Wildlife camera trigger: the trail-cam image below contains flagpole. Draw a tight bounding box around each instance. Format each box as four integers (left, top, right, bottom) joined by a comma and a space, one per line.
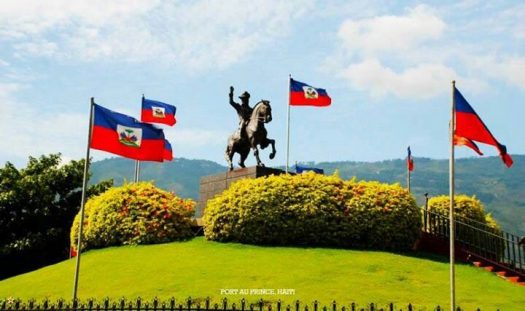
134, 94, 146, 182
134, 160, 138, 182
72, 97, 95, 301
286, 74, 291, 173
449, 80, 456, 311
136, 160, 141, 182
407, 161, 411, 193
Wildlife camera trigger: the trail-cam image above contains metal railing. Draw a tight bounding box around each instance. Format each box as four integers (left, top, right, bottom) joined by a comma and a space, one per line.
422, 206, 524, 276
0, 298, 477, 311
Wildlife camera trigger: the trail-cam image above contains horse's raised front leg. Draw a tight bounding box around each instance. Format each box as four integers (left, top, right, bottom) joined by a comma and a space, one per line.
267, 138, 276, 159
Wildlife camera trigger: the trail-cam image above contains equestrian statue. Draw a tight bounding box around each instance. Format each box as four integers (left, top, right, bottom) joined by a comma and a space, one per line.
225, 86, 276, 171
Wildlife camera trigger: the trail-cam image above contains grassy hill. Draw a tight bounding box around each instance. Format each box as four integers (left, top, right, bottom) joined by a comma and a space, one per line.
0, 238, 523, 310
90, 156, 525, 235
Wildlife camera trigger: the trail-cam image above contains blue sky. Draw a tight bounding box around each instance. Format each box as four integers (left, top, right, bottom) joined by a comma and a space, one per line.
1, 0, 524, 167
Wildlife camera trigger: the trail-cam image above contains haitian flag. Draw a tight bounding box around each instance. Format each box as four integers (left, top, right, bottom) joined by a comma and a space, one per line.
164, 139, 173, 161
141, 97, 177, 126
454, 87, 513, 167
289, 78, 331, 107
91, 104, 166, 162
407, 146, 414, 172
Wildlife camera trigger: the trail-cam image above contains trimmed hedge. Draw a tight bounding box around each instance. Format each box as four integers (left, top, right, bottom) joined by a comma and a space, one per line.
70, 182, 195, 251
203, 172, 421, 250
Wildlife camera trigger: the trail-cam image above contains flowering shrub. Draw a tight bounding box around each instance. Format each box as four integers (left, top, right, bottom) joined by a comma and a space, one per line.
427, 195, 500, 231
427, 195, 503, 258
70, 182, 195, 251
203, 172, 420, 250
345, 181, 422, 249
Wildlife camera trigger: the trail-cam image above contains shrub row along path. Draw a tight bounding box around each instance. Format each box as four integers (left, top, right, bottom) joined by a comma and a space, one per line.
1, 238, 524, 310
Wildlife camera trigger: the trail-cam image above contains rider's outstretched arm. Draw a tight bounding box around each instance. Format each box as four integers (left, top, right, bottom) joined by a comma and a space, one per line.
229, 86, 239, 108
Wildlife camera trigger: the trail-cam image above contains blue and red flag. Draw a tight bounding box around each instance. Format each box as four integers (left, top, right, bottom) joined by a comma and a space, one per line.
164, 139, 173, 161
407, 146, 414, 172
454, 87, 513, 167
141, 97, 177, 126
289, 78, 331, 107
91, 104, 166, 162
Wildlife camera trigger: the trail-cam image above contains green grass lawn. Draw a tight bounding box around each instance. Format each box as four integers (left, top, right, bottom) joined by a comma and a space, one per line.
0, 237, 523, 310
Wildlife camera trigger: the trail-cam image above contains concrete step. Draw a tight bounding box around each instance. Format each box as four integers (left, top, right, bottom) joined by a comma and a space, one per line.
472, 261, 483, 267
505, 276, 521, 283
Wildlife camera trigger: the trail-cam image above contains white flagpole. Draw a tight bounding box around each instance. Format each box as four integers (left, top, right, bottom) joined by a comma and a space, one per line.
286, 74, 291, 173
134, 160, 138, 182
72, 97, 95, 301
136, 160, 141, 182
449, 80, 456, 311
407, 159, 411, 193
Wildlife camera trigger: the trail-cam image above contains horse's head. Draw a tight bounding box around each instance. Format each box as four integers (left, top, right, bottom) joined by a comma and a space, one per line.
253, 100, 272, 123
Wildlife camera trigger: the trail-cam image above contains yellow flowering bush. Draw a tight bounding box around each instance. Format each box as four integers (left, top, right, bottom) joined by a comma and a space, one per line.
427, 195, 503, 258
70, 182, 195, 251
203, 172, 420, 250
345, 181, 422, 249
427, 195, 500, 231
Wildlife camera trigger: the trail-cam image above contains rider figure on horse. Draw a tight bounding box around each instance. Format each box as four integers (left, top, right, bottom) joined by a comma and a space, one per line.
229, 86, 253, 141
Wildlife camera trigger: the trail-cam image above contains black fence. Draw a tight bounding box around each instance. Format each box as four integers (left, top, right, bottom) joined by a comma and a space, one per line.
422, 207, 525, 276
0, 298, 481, 311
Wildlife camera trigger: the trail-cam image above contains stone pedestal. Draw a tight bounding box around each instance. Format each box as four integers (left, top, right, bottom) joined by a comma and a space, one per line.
196, 166, 287, 217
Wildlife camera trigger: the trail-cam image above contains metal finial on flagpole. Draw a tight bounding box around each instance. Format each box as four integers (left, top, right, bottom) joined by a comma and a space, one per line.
286, 74, 291, 173
449, 80, 456, 311
72, 97, 95, 301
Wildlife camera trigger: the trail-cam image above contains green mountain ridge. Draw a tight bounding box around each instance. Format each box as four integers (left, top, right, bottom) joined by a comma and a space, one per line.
90, 155, 525, 235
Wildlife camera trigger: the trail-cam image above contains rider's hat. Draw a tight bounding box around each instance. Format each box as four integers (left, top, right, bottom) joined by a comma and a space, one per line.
239, 91, 250, 100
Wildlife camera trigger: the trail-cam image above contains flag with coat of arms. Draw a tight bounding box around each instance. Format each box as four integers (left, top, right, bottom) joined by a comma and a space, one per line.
91, 104, 166, 162
289, 78, 331, 107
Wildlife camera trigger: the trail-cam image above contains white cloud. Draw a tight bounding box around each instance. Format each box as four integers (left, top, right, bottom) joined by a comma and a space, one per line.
467, 55, 525, 90
337, 5, 445, 57
0, 0, 312, 70
14, 40, 58, 57
0, 83, 88, 162
340, 59, 457, 99
493, 4, 525, 39
331, 5, 455, 100
329, 4, 518, 100
500, 57, 525, 89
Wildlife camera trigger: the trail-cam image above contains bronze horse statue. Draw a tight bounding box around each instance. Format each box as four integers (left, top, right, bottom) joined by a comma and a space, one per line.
225, 100, 276, 171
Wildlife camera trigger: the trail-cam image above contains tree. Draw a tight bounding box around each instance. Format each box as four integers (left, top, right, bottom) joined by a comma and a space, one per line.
0, 154, 112, 279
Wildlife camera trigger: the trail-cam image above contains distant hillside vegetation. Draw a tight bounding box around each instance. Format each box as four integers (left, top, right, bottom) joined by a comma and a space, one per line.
90, 156, 525, 235
90, 157, 225, 199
